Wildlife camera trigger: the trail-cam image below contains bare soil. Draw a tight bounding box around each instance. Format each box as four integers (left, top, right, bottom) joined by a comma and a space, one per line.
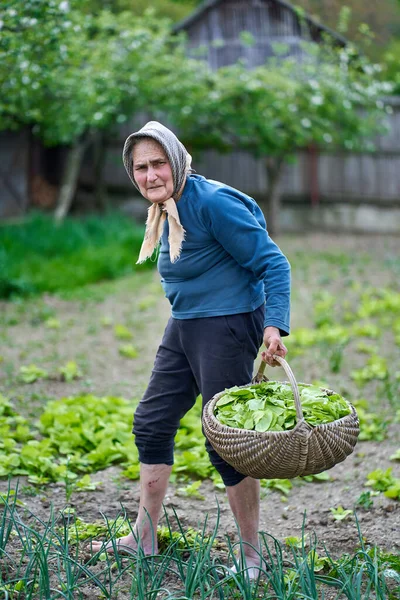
1, 233, 399, 566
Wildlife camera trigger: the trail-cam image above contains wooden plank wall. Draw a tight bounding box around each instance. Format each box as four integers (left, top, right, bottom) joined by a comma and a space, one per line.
186, 0, 305, 67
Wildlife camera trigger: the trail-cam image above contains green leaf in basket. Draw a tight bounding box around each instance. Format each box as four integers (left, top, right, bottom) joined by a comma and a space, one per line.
230, 389, 254, 397
283, 417, 295, 429
265, 403, 286, 416
255, 412, 274, 432
248, 398, 264, 411
253, 410, 267, 424
213, 380, 351, 432
215, 394, 236, 407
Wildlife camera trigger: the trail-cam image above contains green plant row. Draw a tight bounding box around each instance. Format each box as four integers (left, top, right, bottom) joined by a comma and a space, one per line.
0, 487, 399, 599
1, 392, 398, 505
0, 393, 217, 488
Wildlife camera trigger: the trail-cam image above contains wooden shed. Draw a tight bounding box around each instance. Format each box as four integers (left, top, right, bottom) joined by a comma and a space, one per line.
173, 0, 347, 68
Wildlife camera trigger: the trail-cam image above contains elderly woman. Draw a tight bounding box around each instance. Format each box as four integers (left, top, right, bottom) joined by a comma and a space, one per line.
91, 121, 291, 576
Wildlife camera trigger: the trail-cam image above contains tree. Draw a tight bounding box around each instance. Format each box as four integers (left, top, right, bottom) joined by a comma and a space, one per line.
382, 39, 400, 94
81, 0, 198, 22
170, 43, 392, 234
295, 0, 400, 58
0, 0, 211, 219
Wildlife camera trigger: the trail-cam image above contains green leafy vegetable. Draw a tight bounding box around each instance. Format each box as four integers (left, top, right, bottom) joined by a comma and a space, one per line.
330, 506, 353, 521
19, 364, 48, 383
214, 382, 351, 432
58, 361, 82, 382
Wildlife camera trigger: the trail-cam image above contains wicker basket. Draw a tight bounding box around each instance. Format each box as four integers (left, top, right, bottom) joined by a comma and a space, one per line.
202, 356, 360, 479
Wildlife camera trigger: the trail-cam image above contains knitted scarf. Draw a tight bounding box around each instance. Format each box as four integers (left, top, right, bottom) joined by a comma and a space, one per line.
122, 121, 191, 264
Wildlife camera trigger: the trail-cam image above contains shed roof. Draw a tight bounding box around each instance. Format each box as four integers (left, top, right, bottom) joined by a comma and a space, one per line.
174, 0, 347, 46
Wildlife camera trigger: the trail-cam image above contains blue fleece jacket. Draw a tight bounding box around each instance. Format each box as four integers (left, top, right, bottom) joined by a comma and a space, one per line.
157, 174, 291, 335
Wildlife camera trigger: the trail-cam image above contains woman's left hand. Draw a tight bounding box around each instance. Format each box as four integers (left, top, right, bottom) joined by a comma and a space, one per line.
262, 326, 288, 367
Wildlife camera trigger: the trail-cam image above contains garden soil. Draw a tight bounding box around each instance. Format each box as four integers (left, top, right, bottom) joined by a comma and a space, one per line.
1, 233, 399, 569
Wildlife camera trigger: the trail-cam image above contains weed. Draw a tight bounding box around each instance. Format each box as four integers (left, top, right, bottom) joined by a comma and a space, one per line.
366, 468, 400, 500
330, 506, 353, 521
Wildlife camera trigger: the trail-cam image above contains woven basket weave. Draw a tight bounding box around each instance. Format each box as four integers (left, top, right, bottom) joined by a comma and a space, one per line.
202, 356, 360, 479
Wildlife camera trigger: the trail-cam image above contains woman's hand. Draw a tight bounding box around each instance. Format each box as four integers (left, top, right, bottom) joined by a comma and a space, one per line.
261, 326, 288, 366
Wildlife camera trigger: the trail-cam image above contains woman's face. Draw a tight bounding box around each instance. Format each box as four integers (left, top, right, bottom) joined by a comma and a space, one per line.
132, 139, 174, 204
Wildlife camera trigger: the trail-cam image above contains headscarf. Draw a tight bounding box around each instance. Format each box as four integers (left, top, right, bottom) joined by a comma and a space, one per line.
122, 121, 192, 263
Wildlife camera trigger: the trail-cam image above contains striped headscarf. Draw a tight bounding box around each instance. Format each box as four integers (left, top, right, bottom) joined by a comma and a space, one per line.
122, 121, 192, 264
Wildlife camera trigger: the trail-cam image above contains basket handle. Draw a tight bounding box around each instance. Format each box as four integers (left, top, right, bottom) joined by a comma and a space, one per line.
254, 355, 304, 422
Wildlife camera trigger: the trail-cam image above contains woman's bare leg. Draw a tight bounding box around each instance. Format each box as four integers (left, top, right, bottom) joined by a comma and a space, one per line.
225, 477, 261, 571
90, 463, 172, 555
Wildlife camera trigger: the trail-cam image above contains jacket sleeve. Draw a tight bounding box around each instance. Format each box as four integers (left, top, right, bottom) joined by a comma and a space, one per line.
201, 187, 291, 335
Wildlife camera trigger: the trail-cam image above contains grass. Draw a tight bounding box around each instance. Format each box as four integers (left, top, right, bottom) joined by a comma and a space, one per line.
0, 485, 398, 599
0, 212, 153, 299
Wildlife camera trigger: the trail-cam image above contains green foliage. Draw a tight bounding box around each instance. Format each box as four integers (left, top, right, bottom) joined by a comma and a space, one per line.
300, 471, 332, 483
262, 478, 293, 495
353, 399, 388, 441
0, 394, 137, 482
0, 0, 74, 133
382, 39, 400, 94
351, 356, 389, 386
118, 344, 138, 359
330, 505, 353, 521
215, 382, 351, 431
114, 324, 133, 340
284, 535, 307, 549
0, 1, 211, 147
19, 364, 48, 383
58, 360, 82, 382
66, 515, 130, 544
0, 488, 24, 506
176, 42, 392, 161
158, 525, 214, 552
44, 317, 61, 329
355, 490, 379, 509
0, 394, 215, 485
83, 0, 197, 22
0, 212, 151, 299
390, 449, 400, 461
366, 468, 400, 500
177, 479, 205, 500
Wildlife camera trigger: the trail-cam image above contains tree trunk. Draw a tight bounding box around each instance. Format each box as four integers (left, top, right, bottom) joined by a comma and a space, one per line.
54, 138, 88, 223
265, 157, 284, 236
93, 131, 109, 211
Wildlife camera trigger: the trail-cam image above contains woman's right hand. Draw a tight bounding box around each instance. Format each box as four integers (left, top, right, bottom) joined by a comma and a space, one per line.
262, 326, 287, 366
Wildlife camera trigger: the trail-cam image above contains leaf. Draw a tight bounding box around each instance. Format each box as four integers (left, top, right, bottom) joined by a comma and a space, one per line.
330, 506, 353, 521
255, 412, 273, 432
230, 389, 254, 397
114, 324, 133, 340
243, 417, 254, 430
384, 482, 400, 500
390, 449, 400, 461
19, 365, 48, 383
45, 317, 61, 329
58, 361, 82, 382
215, 394, 236, 407
118, 344, 138, 359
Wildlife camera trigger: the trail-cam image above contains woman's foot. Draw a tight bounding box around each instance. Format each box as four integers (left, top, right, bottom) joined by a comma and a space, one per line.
87, 532, 157, 556
229, 555, 264, 580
